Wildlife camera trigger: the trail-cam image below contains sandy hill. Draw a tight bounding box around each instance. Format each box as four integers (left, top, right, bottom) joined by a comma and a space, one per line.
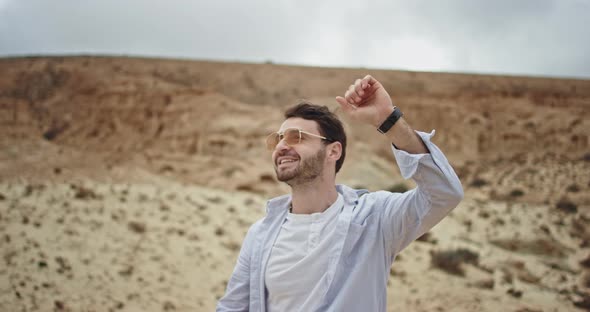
0, 56, 589, 311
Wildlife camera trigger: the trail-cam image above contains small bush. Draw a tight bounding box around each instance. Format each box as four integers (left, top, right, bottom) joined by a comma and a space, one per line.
582, 272, 590, 288
387, 183, 408, 193
507, 288, 523, 298
416, 232, 437, 244
574, 294, 590, 310
566, 184, 580, 192
71, 184, 101, 200
43, 124, 69, 141
472, 278, 494, 289
509, 189, 525, 197
490, 238, 566, 257
430, 248, 479, 276
478, 211, 491, 219
128, 221, 146, 234
469, 178, 488, 188
556, 199, 578, 214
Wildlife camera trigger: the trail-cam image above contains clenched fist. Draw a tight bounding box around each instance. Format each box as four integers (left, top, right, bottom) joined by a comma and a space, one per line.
336, 75, 396, 128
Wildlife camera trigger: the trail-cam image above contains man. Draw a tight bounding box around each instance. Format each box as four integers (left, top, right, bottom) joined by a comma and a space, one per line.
217, 75, 464, 311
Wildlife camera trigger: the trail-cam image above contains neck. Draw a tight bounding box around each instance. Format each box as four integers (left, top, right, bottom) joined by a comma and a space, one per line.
289, 175, 338, 214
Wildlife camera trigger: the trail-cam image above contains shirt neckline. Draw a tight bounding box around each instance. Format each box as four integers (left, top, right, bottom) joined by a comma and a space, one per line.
286, 194, 343, 223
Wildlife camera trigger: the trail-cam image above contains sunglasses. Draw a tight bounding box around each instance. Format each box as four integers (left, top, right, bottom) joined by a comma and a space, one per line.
266, 128, 330, 151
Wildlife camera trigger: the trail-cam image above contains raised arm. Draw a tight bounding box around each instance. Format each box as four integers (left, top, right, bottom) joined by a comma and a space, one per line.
336, 75, 463, 260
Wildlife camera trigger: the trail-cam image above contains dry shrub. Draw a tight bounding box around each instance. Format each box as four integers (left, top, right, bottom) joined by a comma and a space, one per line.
571, 216, 590, 243
71, 184, 101, 200
416, 232, 437, 244
472, 278, 494, 289
573, 293, 590, 310
504, 260, 541, 284
490, 238, 568, 258
430, 248, 479, 276
387, 183, 408, 193
507, 288, 523, 298
128, 221, 146, 234
566, 184, 580, 193
556, 199, 578, 214
509, 189, 525, 197
582, 272, 590, 289
469, 178, 488, 188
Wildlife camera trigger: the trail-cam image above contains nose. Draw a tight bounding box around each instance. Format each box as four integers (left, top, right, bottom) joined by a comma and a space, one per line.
275, 137, 291, 152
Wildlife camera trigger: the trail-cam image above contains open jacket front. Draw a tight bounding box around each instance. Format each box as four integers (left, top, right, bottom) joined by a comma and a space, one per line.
217, 130, 464, 312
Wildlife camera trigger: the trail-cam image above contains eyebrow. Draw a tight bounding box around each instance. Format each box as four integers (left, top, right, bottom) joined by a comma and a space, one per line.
278, 127, 316, 133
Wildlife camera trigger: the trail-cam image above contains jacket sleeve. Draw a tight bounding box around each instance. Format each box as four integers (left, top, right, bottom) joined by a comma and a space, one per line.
216, 221, 259, 311
375, 130, 464, 261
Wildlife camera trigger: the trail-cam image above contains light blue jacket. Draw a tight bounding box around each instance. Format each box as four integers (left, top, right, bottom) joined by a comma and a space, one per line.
217, 130, 464, 312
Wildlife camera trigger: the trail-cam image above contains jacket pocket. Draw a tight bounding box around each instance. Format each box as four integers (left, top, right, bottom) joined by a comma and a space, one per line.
341, 214, 378, 265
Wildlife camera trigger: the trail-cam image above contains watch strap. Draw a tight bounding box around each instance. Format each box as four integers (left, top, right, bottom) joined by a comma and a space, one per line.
377, 107, 403, 134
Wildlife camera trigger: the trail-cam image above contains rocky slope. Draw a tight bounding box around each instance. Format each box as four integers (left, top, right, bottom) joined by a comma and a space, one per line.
1, 56, 589, 311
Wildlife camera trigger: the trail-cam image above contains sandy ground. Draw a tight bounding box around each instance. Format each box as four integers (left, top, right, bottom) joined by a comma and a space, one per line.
1, 56, 589, 311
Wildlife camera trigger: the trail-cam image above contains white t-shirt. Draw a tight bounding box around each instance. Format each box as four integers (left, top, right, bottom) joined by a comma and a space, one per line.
265, 194, 344, 312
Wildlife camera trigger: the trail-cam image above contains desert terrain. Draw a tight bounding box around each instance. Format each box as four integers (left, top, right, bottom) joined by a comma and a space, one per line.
0, 56, 589, 311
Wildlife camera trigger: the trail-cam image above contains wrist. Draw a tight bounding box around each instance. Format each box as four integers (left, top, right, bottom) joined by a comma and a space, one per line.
372, 106, 395, 128
377, 106, 403, 134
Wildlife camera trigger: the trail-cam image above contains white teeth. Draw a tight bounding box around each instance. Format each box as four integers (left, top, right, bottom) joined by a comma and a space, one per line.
279, 159, 297, 164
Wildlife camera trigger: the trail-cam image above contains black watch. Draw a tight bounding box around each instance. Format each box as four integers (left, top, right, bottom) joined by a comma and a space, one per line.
377, 107, 403, 134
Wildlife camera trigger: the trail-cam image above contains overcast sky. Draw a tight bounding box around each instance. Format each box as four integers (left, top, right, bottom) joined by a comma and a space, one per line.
1, 0, 589, 78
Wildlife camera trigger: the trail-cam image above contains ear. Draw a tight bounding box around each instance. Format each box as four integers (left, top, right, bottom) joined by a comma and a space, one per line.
326, 141, 342, 162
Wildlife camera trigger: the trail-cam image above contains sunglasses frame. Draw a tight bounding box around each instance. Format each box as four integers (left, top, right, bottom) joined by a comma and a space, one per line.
266, 127, 329, 151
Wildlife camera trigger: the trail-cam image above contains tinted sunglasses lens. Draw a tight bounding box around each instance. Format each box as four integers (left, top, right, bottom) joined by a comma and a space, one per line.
283, 129, 301, 145
266, 133, 280, 150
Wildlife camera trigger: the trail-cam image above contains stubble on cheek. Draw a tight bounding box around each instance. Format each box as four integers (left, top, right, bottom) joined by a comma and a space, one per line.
275, 147, 325, 184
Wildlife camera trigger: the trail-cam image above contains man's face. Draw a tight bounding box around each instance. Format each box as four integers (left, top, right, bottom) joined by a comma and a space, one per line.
271, 118, 327, 186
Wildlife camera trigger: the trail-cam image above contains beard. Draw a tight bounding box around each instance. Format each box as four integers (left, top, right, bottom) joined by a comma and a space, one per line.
275, 147, 326, 185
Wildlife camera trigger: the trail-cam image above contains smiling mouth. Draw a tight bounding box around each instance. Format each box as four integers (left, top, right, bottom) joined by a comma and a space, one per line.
277, 158, 298, 167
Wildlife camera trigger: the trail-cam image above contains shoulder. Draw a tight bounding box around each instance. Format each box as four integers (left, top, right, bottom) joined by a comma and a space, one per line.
247, 218, 265, 236
353, 189, 406, 215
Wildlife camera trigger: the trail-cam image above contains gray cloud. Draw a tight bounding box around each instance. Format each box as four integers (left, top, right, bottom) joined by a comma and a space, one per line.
1, 0, 588, 78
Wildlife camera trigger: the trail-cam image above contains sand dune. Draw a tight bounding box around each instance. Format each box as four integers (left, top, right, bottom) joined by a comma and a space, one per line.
0, 56, 589, 311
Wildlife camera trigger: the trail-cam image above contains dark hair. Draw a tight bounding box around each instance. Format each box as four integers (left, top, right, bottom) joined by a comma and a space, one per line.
284, 101, 347, 173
